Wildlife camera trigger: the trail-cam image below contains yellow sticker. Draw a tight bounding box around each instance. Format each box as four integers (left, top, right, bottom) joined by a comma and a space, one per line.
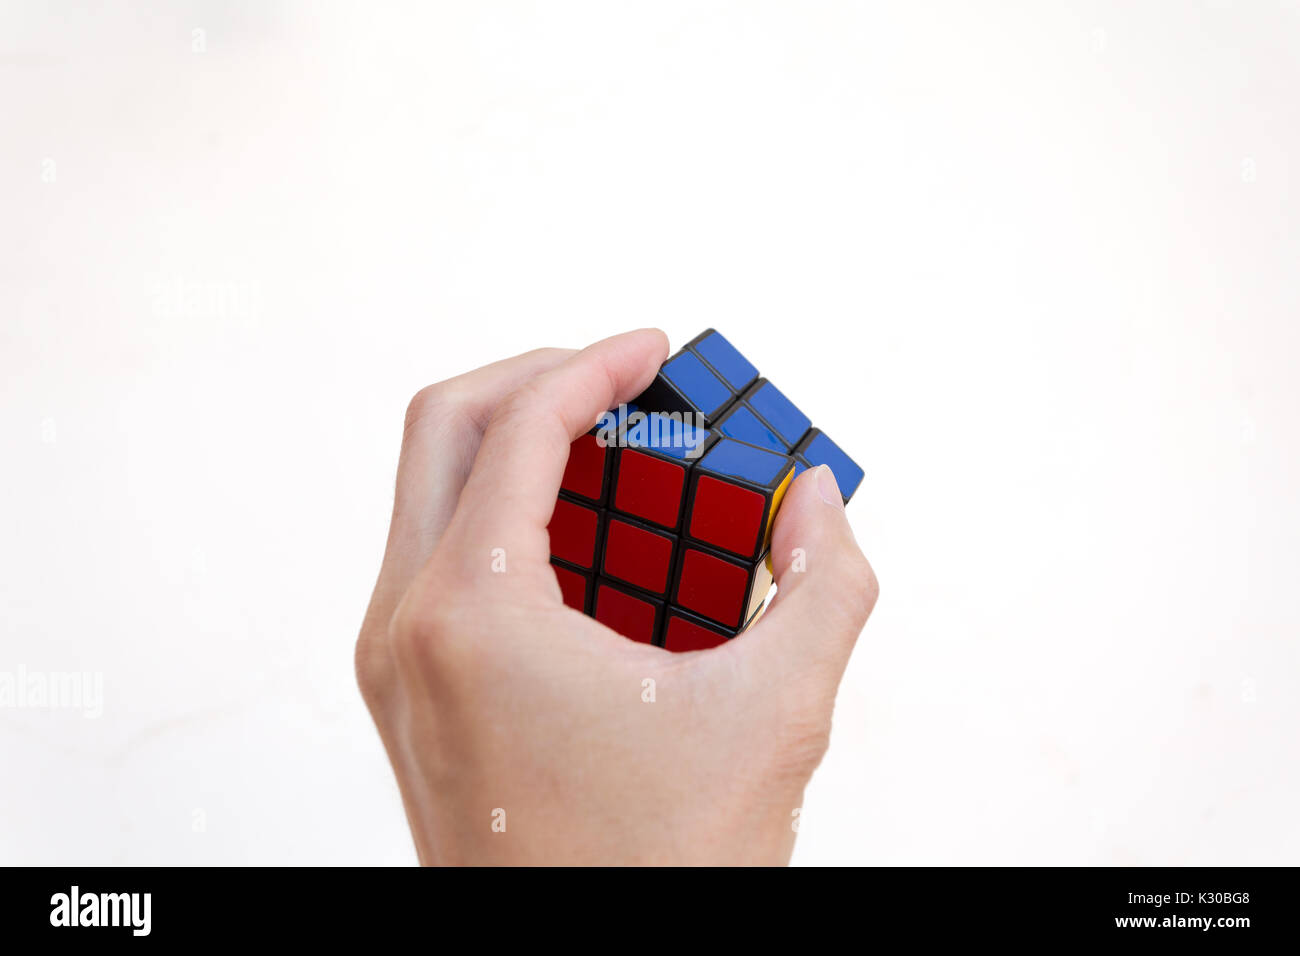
762, 464, 795, 551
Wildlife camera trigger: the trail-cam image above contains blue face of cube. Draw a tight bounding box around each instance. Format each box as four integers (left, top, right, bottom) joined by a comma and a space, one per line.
748, 381, 811, 448
802, 431, 863, 498
661, 352, 732, 418
692, 331, 758, 392
624, 412, 710, 460
698, 438, 790, 487
718, 404, 786, 453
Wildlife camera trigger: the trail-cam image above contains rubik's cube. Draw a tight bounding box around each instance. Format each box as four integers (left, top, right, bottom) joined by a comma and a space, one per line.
548, 329, 862, 651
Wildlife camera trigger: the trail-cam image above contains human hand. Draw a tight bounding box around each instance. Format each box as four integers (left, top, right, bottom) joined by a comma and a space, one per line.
356, 329, 878, 865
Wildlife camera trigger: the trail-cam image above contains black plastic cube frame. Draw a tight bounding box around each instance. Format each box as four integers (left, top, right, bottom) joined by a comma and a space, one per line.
550, 555, 595, 615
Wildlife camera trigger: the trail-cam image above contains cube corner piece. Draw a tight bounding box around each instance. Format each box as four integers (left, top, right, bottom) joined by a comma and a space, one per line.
684, 437, 795, 561
793, 428, 864, 503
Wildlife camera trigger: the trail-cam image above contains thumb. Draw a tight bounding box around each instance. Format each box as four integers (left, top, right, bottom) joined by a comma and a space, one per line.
745, 465, 878, 684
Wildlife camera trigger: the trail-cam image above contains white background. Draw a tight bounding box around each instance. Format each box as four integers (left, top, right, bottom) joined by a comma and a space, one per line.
3, 1, 1298, 865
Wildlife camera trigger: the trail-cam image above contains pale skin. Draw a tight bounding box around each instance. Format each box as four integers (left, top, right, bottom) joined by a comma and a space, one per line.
356, 329, 878, 865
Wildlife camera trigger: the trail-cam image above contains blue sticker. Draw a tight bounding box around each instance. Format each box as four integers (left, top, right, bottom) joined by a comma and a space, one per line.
698, 438, 790, 487
661, 352, 732, 417
803, 431, 863, 498
693, 331, 758, 392
748, 381, 811, 448
717, 404, 787, 454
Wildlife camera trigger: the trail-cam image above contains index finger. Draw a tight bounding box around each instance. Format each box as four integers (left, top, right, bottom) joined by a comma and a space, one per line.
441, 328, 669, 592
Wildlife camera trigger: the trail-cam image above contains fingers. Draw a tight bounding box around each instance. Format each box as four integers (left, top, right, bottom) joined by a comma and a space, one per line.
437, 329, 669, 596
743, 465, 878, 685
363, 346, 578, 664
385, 348, 578, 575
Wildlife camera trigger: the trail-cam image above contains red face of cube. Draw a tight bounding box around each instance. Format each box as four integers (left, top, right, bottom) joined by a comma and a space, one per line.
547, 498, 600, 569
688, 475, 767, 557
594, 583, 658, 644
613, 449, 687, 529
602, 518, 675, 595
663, 613, 729, 652
551, 562, 589, 612
675, 547, 750, 628
560, 433, 608, 502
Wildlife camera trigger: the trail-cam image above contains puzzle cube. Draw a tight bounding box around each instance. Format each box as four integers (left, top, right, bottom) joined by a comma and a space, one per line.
547, 329, 862, 651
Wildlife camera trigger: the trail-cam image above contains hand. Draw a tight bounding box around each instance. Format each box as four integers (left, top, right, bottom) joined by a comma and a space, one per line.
356, 329, 878, 865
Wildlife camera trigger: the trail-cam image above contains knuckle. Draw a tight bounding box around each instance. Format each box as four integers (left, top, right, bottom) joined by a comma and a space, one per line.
772, 698, 833, 777
355, 597, 397, 706
839, 554, 879, 625
486, 379, 549, 438
386, 572, 478, 674
498, 377, 546, 419
404, 382, 462, 435
387, 596, 446, 668
353, 634, 387, 706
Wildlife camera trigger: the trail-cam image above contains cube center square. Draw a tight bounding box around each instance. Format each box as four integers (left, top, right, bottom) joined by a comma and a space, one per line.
546, 329, 862, 651
601, 515, 676, 596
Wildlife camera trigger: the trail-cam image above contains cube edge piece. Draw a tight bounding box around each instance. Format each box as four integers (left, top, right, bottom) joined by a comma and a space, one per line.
684, 328, 760, 396
739, 377, 813, 452
637, 349, 735, 426
549, 491, 607, 571
599, 512, 679, 600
